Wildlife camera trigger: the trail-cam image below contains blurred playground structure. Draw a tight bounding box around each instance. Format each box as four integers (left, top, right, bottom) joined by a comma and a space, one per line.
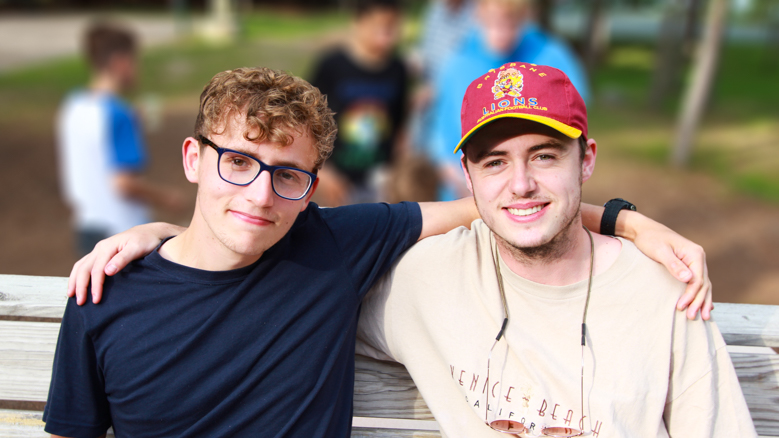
0, 0, 777, 305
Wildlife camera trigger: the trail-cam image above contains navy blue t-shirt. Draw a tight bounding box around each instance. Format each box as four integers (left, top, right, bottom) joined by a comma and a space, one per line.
43, 201, 422, 438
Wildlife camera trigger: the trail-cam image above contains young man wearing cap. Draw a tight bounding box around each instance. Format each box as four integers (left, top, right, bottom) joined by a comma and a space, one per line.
65, 67, 715, 436
427, 0, 589, 202
357, 63, 756, 437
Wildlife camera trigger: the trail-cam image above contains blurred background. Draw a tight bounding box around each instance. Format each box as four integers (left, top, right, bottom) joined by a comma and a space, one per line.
0, 0, 776, 305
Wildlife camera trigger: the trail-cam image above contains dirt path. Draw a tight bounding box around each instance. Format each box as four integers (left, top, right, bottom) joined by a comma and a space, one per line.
1, 107, 777, 305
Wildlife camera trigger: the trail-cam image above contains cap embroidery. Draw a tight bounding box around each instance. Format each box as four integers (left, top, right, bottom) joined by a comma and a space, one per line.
491, 68, 523, 100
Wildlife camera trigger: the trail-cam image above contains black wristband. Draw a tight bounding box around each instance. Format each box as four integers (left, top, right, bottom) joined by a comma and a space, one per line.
600, 198, 637, 237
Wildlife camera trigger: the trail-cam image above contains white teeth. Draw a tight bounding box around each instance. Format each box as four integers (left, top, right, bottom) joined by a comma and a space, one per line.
507, 205, 543, 216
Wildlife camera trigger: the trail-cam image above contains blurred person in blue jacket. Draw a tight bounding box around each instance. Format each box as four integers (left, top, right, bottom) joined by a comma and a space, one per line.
57, 21, 185, 256
428, 0, 589, 201
408, 0, 475, 158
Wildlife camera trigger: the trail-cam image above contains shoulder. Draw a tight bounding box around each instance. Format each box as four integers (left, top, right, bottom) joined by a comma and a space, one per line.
104, 94, 134, 117
77, 257, 160, 316
313, 48, 350, 69
395, 219, 488, 272
314, 201, 419, 222
294, 202, 421, 238
605, 239, 686, 301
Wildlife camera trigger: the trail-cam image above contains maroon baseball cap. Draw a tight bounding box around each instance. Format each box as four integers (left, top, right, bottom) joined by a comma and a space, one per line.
453, 62, 587, 153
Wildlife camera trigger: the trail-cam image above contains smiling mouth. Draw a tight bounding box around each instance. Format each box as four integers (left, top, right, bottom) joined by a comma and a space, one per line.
506, 204, 546, 217
231, 210, 275, 224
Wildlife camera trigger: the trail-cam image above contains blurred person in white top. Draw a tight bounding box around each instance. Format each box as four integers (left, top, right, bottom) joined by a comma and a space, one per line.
57, 21, 184, 256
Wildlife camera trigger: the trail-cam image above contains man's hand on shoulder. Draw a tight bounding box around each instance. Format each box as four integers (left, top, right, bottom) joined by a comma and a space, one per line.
68, 222, 185, 305
617, 210, 712, 321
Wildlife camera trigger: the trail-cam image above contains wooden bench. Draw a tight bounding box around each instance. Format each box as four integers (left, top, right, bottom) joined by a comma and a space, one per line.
1, 274, 777, 437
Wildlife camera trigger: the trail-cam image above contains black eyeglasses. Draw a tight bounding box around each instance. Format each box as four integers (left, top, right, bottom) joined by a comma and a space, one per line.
197, 135, 317, 201
486, 228, 594, 437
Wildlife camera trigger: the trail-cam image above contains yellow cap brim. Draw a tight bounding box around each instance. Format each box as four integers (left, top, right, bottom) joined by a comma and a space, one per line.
453, 113, 583, 153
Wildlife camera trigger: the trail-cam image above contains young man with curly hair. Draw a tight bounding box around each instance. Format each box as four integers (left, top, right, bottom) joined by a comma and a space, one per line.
52, 67, 713, 438
45, 66, 479, 438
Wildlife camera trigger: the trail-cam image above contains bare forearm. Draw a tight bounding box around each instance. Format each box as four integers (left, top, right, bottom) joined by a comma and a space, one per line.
113, 173, 179, 210
581, 203, 604, 234
137, 222, 186, 240
418, 197, 479, 240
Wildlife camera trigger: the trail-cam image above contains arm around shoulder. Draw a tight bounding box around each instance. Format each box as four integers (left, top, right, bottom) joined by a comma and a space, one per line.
418, 197, 479, 241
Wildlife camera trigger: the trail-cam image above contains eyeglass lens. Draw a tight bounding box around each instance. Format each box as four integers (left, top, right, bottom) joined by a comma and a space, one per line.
541, 426, 584, 437
218, 150, 312, 199
489, 419, 527, 434
489, 420, 583, 437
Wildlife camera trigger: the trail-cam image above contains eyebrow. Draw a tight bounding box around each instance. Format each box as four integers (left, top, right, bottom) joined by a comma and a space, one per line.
222, 144, 313, 172
473, 149, 508, 162
527, 139, 568, 153
472, 139, 568, 162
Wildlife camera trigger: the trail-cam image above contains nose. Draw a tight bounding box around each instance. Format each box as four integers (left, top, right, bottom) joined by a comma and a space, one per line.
507, 162, 537, 197
245, 169, 275, 207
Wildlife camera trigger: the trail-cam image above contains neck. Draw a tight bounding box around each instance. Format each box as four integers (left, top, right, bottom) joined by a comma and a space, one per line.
90, 71, 121, 95
158, 213, 263, 272
347, 39, 388, 69
497, 217, 593, 286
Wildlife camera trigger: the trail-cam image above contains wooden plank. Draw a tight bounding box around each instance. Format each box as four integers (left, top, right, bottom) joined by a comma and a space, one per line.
0, 410, 49, 438
0, 275, 68, 320
712, 303, 779, 348
1, 275, 778, 436
0, 410, 114, 437
354, 355, 434, 420
0, 321, 58, 403
0, 410, 443, 438
3, 274, 779, 347
732, 353, 779, 437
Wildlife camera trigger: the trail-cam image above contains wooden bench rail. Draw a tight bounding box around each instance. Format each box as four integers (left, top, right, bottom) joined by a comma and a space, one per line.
3, 274, 778, 348
1, 274, 777, 437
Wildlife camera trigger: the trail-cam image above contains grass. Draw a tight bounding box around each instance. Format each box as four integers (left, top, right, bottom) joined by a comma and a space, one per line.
0, 10, 776, 202
589, 42, 779, 203
239, 8, 349, 40
0, 9, 348, 128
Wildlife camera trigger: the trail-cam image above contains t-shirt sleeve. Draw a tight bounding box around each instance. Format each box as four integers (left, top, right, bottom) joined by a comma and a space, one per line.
43, 299, 112, 437
107, 97, 147, 172
662, 316, 757, 437
321, 201, 422, 299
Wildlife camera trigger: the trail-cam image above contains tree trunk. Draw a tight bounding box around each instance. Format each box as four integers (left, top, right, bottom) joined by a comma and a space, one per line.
535, 0, 554, 33
649, 0, 686, 110
671, 0, 728, 167
583, 0, 608, 74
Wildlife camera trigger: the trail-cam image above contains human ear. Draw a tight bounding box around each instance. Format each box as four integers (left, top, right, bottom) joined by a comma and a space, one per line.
182, 137, 201, 184
300, 178, 319, 212
581, 138, 597, 183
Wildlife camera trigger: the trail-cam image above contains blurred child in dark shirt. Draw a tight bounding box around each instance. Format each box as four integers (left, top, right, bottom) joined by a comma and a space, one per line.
310, 0, 408, 206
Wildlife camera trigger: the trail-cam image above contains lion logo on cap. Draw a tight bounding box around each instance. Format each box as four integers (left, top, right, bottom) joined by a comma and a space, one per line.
491, 68, 523, 99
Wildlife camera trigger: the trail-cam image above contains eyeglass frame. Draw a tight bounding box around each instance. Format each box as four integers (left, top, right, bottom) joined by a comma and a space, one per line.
485, 228, 594, 437
196, 135, 318, 201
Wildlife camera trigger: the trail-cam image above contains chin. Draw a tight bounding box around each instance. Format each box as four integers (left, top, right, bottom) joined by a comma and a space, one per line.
217, 232, 275, 258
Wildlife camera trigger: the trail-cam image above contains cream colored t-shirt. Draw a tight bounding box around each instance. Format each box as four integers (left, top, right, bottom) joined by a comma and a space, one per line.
357, 220, 756, 437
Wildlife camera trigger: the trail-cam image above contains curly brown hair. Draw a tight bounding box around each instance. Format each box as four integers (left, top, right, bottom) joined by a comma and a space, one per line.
194, 67, 337, 171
